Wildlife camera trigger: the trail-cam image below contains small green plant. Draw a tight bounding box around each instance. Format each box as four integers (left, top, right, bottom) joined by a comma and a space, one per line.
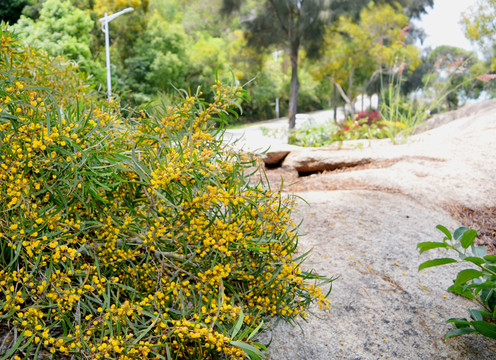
288, 121, 337, 147
418, 225, 496, 340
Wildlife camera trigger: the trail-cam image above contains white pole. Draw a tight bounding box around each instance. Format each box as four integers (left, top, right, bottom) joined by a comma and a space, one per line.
273, 50, 283, 119
99, 8, 134, 101
103, 13, 111, 100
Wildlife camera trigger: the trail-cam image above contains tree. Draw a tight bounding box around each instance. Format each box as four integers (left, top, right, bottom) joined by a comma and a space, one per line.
423, 45, 485, 110
222, 0, 432, 130
0, 0, 29, 24
318, 2, 421, 117
14, 0, 102, 78
461, 0, 496, 70
221, 1, 362, 129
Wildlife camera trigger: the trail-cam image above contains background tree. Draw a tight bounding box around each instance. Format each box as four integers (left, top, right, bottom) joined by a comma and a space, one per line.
317, 2, 421, 117
461, 0, 496, 70
9, 0, 435, 124
423, 45, 485, 111
0, 0, 29, 24
221, 0, 353, 129
222, 0, 432, 130
15, 0, 104, 80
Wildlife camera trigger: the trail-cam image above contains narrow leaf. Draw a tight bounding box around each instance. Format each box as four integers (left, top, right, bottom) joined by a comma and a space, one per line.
417, 241, 448, 254
418, 258, 457, 271
231, 310, 244, 339
444, 327, 476, 339
230, 341, 266, 360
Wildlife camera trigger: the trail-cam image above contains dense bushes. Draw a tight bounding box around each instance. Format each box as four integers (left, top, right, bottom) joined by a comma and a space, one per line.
0, 27, 332, 359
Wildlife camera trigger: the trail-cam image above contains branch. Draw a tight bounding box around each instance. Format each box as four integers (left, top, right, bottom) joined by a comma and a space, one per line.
153, 250, 185, 261
331, 77, 352, 105
269, 0, 288, 34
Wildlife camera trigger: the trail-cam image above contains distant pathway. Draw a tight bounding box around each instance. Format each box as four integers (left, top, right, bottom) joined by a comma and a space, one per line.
224, 108, 343, 152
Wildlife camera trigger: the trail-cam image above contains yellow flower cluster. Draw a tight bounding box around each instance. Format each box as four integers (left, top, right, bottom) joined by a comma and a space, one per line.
0, 26, 332, 360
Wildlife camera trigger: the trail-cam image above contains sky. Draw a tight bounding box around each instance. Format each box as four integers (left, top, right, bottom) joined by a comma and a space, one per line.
415, 0, 478, 52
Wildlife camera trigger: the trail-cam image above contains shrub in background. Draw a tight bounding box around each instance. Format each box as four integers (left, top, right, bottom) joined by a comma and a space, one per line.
0, 27, 333, 359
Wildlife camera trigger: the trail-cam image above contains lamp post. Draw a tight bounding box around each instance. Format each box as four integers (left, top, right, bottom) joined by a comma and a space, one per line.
99, 7, 134, 100
272, 49, 283, 118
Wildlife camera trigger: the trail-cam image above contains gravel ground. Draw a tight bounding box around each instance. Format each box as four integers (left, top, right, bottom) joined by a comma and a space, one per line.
252, 100, 496, 359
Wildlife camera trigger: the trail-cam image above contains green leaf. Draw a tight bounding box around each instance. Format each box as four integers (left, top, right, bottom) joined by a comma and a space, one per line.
454, 227, 469, 241
472, 245, 487, 257
230, 341, 267, 360
231, 310, 244, 339
484, 255, 496, 263
436, 225, 452, 240
247, 320, 265, 341
0, 329, 25, 360
448, 284, 474, 299
447, 318, 471, 328
463, 257, 485, 266
444, 327, 476, 339
418, 258, 457, 271
454, 269, 485, 287
461, 229, 477, 249
417, 241, 448, 254
472, 321, 496, 340
469, 309, 484, 321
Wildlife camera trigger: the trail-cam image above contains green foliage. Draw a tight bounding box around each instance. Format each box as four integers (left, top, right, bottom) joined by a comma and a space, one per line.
379, 72, 429, 140
317, 2, 421, 115
6, 0, 438, 126
0, 26, 333, 360
423, 46, 486, 110
15, 0, 95, 67
418, 225, 496, 340
0, 0, 29, 24
123, 12, 190, 103
287, 121, 338, 147
221, 0, 375, 128
287, 111, 407, 147
461, 0, 496, 70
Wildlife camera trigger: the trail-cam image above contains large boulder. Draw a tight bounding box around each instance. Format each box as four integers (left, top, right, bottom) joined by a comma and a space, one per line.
282, 149, 379, 174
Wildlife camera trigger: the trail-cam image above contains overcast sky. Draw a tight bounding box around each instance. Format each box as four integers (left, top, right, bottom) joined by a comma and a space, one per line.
414, 0, 478, 51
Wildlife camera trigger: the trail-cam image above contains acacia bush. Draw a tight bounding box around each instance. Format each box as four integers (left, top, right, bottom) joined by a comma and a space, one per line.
0, 27, 332, 359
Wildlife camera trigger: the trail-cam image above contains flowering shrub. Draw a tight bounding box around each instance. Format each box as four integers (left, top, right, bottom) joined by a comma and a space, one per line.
288, 109, 407, 147
329, 111, 406, 144
355, 109, 381, 125
0, 27, 332, 360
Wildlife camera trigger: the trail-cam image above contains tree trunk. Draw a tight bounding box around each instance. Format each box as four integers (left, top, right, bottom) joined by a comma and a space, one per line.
288, 39, 300, 129
333, 82, 338, 123
347, 67, 356, 117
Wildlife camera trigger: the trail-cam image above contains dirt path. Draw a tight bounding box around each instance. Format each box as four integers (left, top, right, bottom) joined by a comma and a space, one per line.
256, 101, 496, 359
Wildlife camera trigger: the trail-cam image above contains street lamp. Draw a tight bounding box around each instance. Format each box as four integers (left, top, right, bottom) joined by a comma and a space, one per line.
99, 7, 134, 100
272, 50, 283, 118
